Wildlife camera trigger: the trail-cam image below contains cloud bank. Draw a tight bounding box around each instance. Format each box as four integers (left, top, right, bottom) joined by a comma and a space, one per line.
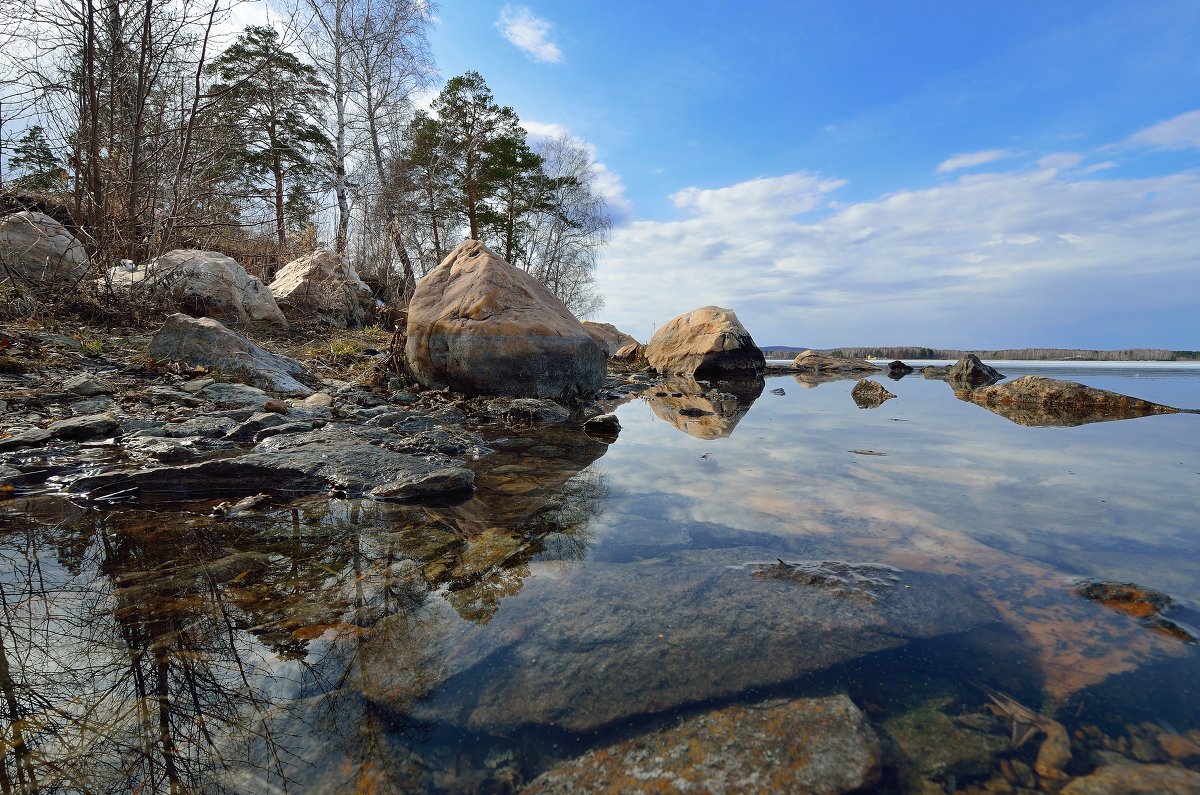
936, 149, 1014, 173
496, 5, 563, 63
596, 146, 1200, 348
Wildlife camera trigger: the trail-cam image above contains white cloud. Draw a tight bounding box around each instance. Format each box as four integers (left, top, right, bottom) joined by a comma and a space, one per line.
1082, 161, 1118, 174
496, 5, 563, 64
522, 119, 632, 219
595, 165, 1200, 347
935, 149, 1014, 173
1128, 109, 1200, 150
1037, 152, 1084, 170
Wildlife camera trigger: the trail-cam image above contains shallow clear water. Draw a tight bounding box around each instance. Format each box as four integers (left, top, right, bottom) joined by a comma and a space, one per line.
2, 363, 1199, 792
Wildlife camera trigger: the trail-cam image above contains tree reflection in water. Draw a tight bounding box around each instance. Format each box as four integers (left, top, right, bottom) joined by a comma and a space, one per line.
0, 423, 609, 793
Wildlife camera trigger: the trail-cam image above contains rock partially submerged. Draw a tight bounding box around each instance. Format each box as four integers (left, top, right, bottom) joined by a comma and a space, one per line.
888, 360, 915, 378
109, 249, 287, 327
405, 240, 605, 400
945, 353, 1003, 388
1075, 580, 1196, 642
960, 375, 1180, 427
851, 378, 896, 409
148, 314, 312, 396
268, 249, 373, 328
524, 695, 881, 794
0, 211, 89, 289
646, 306, 765, 378
791, 350, 879, 373
581, 320, 638, 356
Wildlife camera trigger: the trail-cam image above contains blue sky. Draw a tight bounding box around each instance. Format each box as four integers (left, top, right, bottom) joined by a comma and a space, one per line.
425, 1, 1200, 349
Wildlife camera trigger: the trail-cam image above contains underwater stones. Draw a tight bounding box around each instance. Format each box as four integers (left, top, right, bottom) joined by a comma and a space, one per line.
524, 695, 881, 795
1074, 580, 1196, 641
646, 306, 765, 378
1060, 763, 1200, 795
851, 378, 896, 408
945, 353, 1004, 388
416, 563, 996, 734
882, 695, 1011, 782
148, 314, 312, 396
405, 240, 605, 399
960, 376, 1180, 428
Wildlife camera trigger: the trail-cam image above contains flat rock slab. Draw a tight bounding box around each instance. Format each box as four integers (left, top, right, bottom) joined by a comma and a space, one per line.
148, 314, 311, 396
69, 426, 473, 505
411, 562, 997, 734
525, 694, 881, 794
959, 375, 1180, 427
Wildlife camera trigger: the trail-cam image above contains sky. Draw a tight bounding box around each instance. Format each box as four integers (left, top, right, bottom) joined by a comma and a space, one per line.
423, 1, 1200, 349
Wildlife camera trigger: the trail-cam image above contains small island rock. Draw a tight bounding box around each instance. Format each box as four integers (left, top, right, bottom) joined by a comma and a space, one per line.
792, 350, 879, 373
945, 353, 1003, 388
646, 306, 765, 378
960, 375, 1179, 427
405, 240, 605, 400
851, 379, 897, 408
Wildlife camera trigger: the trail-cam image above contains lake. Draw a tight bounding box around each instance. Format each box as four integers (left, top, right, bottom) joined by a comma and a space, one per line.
2, 361, 1199, 792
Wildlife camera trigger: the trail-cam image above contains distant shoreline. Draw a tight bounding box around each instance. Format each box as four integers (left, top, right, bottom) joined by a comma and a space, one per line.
760, 346, 1200, 362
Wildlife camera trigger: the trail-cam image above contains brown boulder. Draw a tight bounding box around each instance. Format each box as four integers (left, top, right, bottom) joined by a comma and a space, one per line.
582, 320, 638, 356
611, 341, 649, 369
792, 350, 879, 373
960, 376, 1179, 427
851, 379, 896, 408
404, 240, 605, 399
0, 211, 89, 289
945, 353, 1003, 387
646, 306, 764, 378
524, 695, 881, 795
268, 249, 373, 327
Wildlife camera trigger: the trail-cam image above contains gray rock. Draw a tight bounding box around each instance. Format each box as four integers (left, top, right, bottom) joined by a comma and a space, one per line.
123, 435, 207, 463
108, 249, 287, 327
414, 563, 998, 734
0, 211, 90, 288
134, 415, 237, 439
180, 377, 215, 394
492, 397, 572, 424
945, 354, 1003, 388
148, 314, 312, 396
69, 395, 118, 415
0, 428, 50, 451
63, 373, 115, 396
198, 382, 272, 410
252, 421, 314, 443
525, 695, 881, 794
582, 413, 621, 440
70, 425, 474, 505
267, 249, 373, 328
48, 412, 119, 440
0, 464, 22, 484
224, 411, 289, 442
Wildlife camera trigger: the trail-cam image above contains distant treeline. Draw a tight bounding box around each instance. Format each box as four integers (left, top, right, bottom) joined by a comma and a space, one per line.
762, 346, 1200, 362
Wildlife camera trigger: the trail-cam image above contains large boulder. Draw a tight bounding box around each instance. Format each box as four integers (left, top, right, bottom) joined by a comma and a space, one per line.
404, 240, 606, 400
645, 306, 765, 378
268, 249, 373, 327
0, 211, 89, 288
581, 321, 638, 356
945, 353, 1003, 388
147, 313, 311, 395
107, 249, 287, 327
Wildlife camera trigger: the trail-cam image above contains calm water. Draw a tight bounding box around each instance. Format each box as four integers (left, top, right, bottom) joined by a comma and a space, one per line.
2, 362, 1199, 792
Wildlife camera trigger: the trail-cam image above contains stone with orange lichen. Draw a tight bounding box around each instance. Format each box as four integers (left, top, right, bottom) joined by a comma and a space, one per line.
523, 694, 880, 794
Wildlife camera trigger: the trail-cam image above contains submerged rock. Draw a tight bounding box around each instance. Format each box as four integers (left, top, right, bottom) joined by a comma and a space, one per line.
405, 240, 605, 399
1075, 580, 1196, 641
148, 314, 312, 396
851, 379, 896, 409
646, 306, 765, 378
1060, 763, 1200, 794
960, 376, 1180, 427
524, 695, 881, 795
747, 559, 901, 601
411, 563, 997, 733
945, 353, 1004, 388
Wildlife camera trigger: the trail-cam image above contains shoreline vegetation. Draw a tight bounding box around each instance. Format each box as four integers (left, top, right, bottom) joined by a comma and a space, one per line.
762, 346, 1200, 362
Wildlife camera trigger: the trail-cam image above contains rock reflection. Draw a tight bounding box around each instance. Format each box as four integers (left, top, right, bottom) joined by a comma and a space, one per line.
0, 419, 611, 793
955, 375, 1181, 427
645, 377, 764, 438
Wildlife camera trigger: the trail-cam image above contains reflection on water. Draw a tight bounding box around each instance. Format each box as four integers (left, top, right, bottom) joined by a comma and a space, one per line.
2, 364, 1199, 791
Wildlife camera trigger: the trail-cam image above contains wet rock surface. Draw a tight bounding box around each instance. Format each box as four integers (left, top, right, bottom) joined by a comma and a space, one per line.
413, 563, 998, 733
524, 694, 882, 794
944, 353, 1004, 388
960, 375, 1181, 427
644, 376, 764, 438
1075, 580, 1197, 642
404, 240, 606, 399
645, 305, 765, 378
1060, 763, 1200, 794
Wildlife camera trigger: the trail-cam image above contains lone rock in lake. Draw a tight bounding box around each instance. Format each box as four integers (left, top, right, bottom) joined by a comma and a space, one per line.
646, 306, 765, 378
851, 379, 896, 409
405, 240, 605, 400
960, 375, 1180, 427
